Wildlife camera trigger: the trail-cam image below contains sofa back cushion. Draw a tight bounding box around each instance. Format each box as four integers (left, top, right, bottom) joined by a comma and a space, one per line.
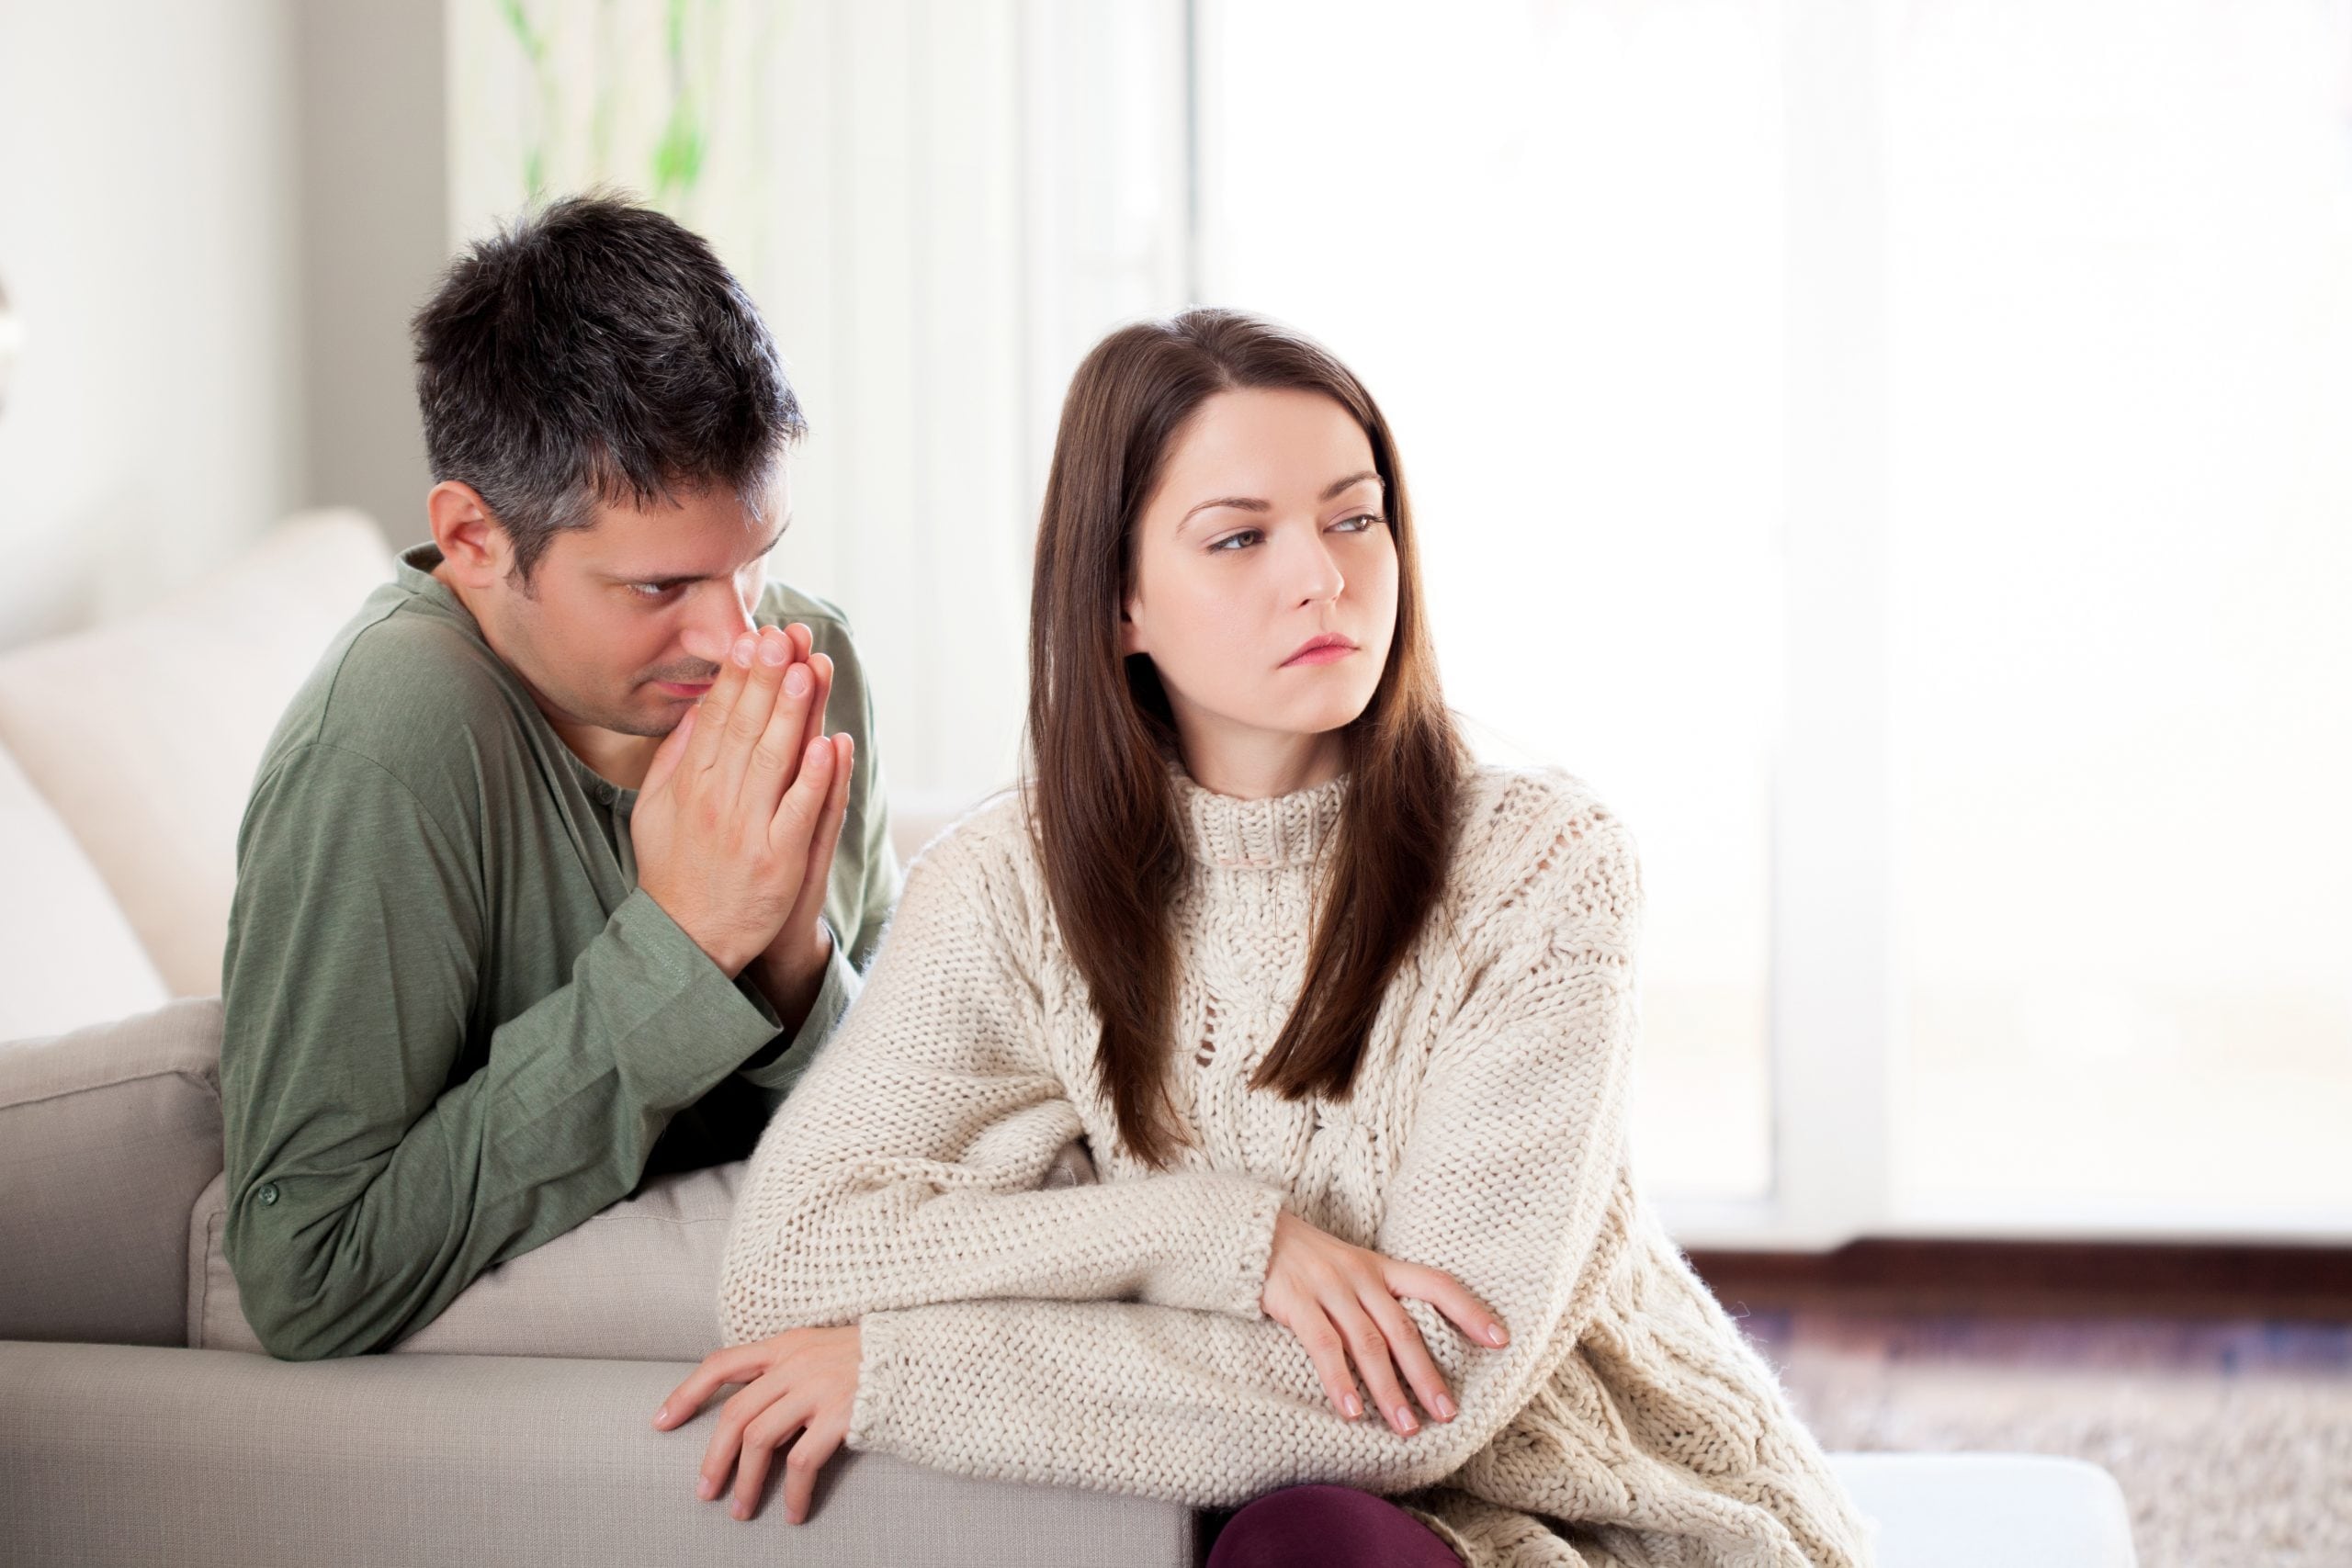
0, 740, 170, 1042
0, 997, 224, 1345
0, 510, 395, 998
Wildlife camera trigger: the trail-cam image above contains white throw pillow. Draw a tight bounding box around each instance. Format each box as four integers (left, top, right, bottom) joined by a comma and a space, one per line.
0, 739, 169, 1041
0, 510, 396, 998
887, 787, 1001, 874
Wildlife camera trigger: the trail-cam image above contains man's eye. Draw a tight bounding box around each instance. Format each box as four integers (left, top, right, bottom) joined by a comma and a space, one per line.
1208, 529, 1261, 552
628, 582, 681, 601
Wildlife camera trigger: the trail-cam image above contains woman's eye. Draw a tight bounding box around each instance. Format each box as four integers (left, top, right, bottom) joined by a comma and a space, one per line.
1208, 529, 1261, 552
1333, 513, 1382, 533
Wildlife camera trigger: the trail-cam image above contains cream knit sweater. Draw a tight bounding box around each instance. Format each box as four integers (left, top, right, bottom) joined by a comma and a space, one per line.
717, 762, 1878, 1567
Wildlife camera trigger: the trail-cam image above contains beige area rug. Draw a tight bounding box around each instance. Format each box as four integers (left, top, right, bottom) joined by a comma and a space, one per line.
1753, 1316, 2352, 1568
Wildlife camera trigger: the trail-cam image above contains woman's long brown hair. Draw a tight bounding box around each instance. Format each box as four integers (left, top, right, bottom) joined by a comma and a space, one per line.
1024, 308, 1467, 1168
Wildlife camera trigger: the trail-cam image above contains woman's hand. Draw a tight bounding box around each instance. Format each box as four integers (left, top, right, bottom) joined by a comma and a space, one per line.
1259, 1208, 1510, 1437
652, 1325, 862, 1524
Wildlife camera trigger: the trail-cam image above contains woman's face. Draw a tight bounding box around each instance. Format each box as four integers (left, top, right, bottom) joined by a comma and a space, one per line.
1121, 387, 1399, 774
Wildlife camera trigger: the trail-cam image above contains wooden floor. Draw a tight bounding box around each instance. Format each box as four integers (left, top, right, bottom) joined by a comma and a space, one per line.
1728, 1303, 2352, 1375
1688, 1236, 2352, 1323
1682, 1241, 2352, 1568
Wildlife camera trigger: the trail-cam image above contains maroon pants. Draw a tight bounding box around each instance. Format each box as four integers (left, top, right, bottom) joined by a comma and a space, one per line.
1201, 1483, 1464, 1568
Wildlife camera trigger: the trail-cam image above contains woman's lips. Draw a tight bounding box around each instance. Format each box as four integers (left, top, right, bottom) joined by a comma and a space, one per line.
1282, 643, 1357, 668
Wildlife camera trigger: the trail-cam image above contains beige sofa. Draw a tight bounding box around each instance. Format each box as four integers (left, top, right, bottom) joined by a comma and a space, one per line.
0, 513, 2138, 1565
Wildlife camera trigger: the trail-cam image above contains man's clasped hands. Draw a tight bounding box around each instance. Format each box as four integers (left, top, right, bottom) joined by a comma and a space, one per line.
630, 623, 853, 1027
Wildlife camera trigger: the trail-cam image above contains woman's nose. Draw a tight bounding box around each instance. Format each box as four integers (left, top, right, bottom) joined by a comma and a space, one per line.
1292, 532, 1345, 605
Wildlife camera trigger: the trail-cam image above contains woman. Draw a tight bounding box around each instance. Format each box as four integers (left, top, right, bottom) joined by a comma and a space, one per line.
652, 310, 1875, 1566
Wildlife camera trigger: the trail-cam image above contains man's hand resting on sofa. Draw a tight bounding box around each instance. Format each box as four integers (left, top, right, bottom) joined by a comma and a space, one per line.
652, 1325, 862, 1524
633, 621, 855, 1027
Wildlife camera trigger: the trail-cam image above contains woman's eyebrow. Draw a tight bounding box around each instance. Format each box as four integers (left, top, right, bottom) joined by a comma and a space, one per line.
1178, 471, 1384, 533
1320, 469, 1382, 500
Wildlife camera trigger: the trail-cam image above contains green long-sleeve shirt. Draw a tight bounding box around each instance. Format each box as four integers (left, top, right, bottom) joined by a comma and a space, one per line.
219, 541, 899, 1360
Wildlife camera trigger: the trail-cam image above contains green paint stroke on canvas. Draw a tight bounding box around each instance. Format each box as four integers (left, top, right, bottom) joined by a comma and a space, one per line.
651, 0, 708, 200
489, 0, 785, 211
497, 0, 557, 198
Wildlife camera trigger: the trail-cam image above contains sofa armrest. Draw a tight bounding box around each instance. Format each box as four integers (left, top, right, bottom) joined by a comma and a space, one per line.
1, 1344, 2143, 1568
0, 1341, 1196, 1568
0, 998, 224, 1345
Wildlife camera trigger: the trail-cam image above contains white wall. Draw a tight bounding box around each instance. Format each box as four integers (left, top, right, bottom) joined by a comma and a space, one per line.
0, 0, 303, 648
293, 1, 448, 552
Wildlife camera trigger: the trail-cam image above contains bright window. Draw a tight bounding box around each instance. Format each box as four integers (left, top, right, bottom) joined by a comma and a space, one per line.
1885, 0, 2352, 1232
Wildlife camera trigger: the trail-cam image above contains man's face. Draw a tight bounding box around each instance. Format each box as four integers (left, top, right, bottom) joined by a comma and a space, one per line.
471, 476, 787, 740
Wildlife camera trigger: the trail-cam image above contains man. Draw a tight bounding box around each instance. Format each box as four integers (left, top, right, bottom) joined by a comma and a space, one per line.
219, 195, 899, 1360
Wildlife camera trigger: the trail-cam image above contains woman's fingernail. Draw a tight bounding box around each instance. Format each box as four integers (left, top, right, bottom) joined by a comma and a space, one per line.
1487, 1324, 1508, 1347
1396, 1407, 1419, 1434
651, 1406, 668, 1427
1342, 1393, 1362, 1418
1434, 1393, 1456, 1421
696, 1477, 716, 1500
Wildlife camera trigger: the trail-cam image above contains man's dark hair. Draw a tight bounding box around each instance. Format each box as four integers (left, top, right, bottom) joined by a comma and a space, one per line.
411, 191, 806, 587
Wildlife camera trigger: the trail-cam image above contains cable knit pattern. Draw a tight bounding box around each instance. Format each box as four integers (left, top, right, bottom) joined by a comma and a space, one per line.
717, 763, 1878, 1567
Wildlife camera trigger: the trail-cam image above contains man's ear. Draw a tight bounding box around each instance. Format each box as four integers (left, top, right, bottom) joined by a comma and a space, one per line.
426, 480, 511, 587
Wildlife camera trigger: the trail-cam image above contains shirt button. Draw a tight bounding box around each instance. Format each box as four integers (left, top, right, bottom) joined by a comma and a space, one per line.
256, 1182, 280, 1207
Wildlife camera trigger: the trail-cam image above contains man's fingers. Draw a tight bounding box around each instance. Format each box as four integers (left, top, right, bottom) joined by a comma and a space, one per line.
767, 732, 837, 852
716, 627, 796, 811
780, 1412, 848, 1525
742, 646, 819, 816
774, 624, 820, 773
1362, 1288, 1455, 1424
684, 632, 760, 776
796, 651, 833, 761
1386, 1259, 1509, 1350
783, 735, 853, 931
770, 643, 832, 833
641, 706, 699, 801
654, 1343, 770, 1429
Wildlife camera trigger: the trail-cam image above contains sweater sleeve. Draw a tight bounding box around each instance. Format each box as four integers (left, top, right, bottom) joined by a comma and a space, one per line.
714, 818, 1290, 1340
832, 798, 1647, 1506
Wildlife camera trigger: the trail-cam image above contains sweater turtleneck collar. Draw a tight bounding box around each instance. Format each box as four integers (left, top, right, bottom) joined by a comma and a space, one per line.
1166, 757, 1350, 871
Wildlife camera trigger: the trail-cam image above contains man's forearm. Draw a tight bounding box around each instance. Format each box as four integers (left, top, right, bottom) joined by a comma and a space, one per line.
735, 920, 865, 1112
224, 888, 787, 1359
744, 921, 834, 1039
